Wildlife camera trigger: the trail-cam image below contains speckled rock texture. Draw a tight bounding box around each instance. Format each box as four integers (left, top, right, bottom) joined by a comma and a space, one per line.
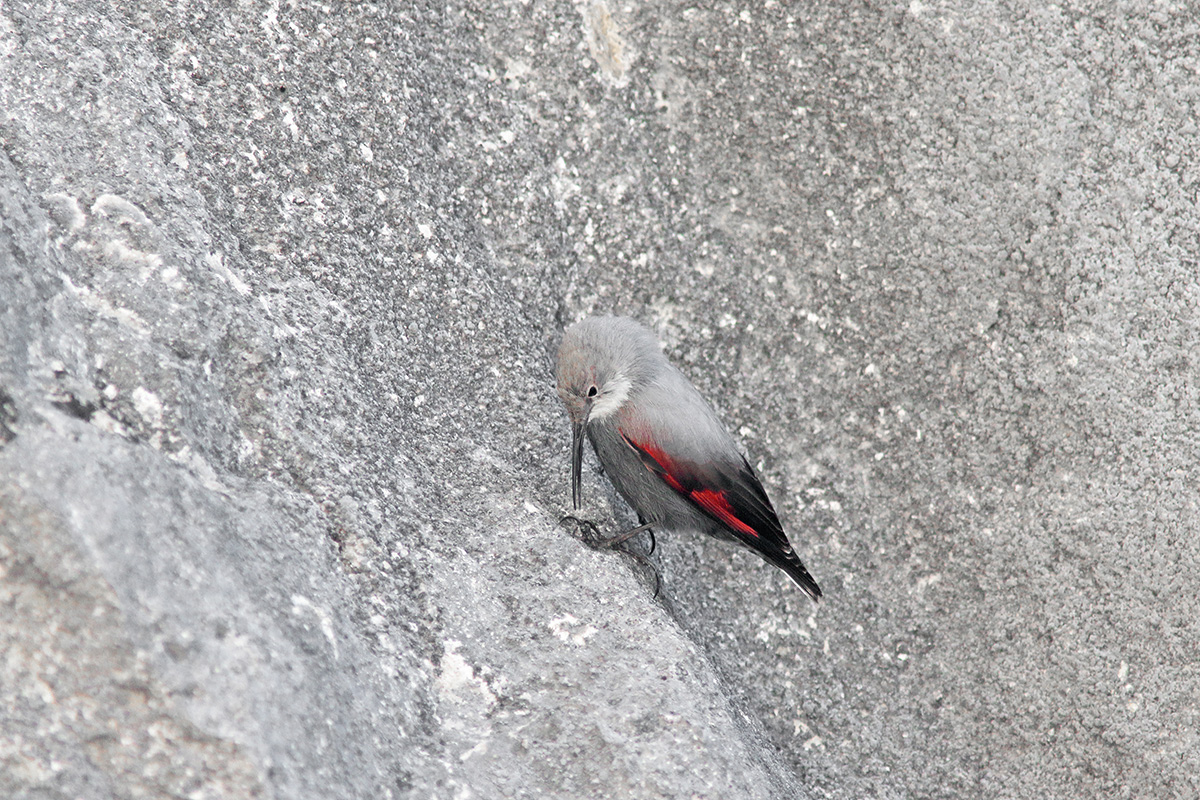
2, 1, 1197, 798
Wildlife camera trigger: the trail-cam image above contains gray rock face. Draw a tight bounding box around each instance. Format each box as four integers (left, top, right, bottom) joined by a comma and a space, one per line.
2, 1, 1198, 798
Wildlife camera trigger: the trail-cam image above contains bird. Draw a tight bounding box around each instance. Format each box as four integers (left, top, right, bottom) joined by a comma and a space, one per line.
555, 315, 821, 601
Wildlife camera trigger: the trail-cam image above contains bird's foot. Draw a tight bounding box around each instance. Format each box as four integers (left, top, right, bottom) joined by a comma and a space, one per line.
557, 516, 661, 598
558, 514, 602, 545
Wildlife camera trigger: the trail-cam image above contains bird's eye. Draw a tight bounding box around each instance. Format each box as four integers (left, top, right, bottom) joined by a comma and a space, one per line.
586, 385, 598, 397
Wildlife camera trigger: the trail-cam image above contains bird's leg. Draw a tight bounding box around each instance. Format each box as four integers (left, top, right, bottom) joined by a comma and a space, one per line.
594, 521, 655, 549
558, 515, 654, 551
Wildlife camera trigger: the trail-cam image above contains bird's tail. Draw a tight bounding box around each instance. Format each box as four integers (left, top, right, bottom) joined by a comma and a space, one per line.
778, 553, 822, 602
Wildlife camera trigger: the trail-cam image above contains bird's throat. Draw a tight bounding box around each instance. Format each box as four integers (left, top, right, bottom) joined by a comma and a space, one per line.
588, 373, 631, 421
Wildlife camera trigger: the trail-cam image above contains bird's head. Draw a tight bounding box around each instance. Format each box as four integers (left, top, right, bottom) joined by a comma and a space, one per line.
555, 316, 664, 509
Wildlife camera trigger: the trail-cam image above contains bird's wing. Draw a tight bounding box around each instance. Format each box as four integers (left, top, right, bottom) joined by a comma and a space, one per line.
619, 429, 785, 549
613, 369, 822, 599
622, 428, 822, 599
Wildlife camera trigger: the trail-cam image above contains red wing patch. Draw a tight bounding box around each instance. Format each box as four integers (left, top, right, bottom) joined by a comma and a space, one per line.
620, 431, 821, 600
637, 441, 685, 492
688, 488, 759, 538
622, 433, 759, 539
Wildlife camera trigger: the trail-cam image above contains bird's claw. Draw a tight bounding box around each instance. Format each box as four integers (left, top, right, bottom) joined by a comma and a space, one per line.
558, 514, 602, 544
622, 548, 662, 598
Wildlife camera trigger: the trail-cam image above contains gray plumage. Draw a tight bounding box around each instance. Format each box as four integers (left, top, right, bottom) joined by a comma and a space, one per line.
556, 315, 821, 600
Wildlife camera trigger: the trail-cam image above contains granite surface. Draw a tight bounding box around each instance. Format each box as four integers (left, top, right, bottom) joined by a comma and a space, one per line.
2, 1, 1197, 798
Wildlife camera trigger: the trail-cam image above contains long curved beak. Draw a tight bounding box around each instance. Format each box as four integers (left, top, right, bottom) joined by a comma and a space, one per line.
570, 419, 585, 510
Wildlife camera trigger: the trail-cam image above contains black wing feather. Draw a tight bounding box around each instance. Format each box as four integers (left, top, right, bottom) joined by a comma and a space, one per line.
622, 433, 822, 599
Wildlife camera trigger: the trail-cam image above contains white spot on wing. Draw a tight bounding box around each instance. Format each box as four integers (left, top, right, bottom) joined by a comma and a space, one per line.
588, 373, 631, 420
